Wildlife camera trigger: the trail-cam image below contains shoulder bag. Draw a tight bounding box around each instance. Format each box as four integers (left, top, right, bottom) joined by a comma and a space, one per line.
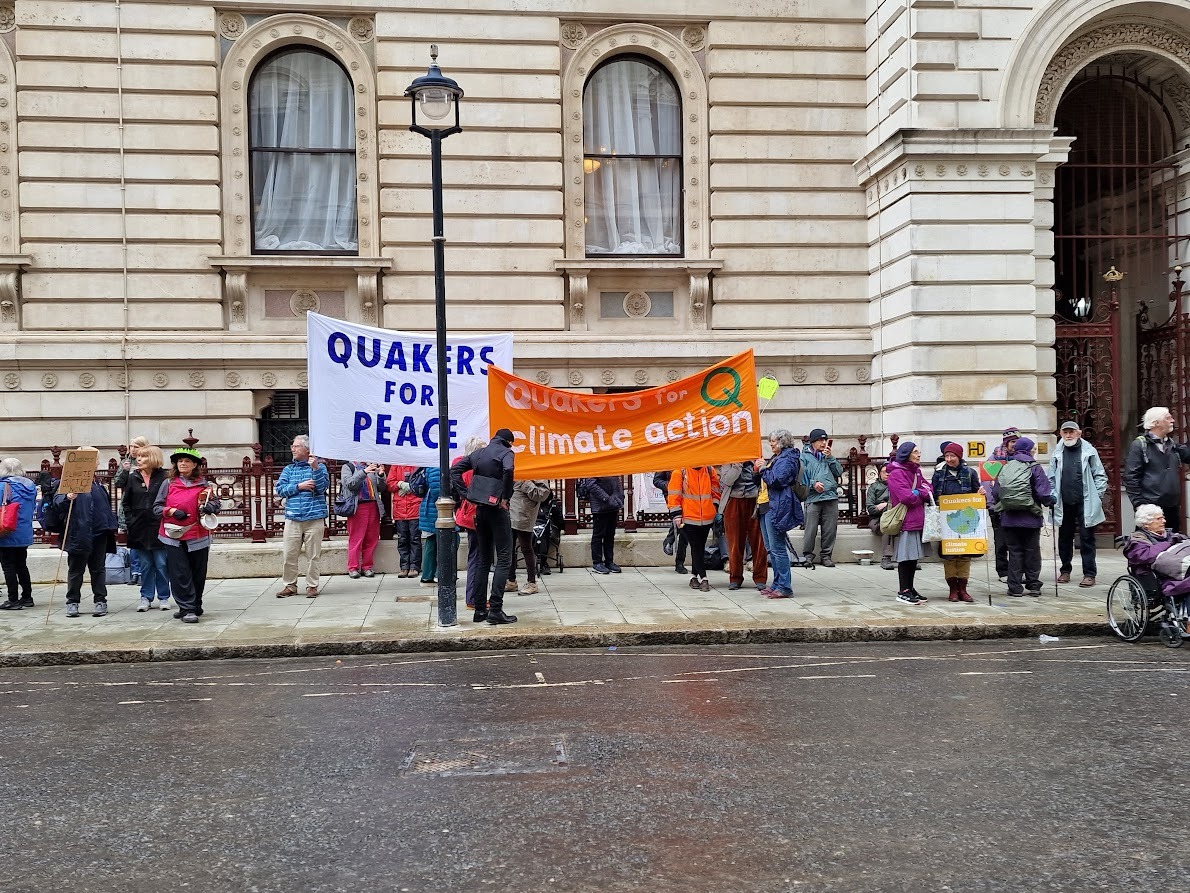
879, 502, 907, 536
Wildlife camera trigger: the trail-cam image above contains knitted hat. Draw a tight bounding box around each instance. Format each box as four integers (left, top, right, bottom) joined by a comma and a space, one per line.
808, 428, 828, 442
1001, 427, 1021, 440
493, 428, 515, 445
894, 441, 916, 463
940, 441, 963, 459
170, 446, 202, 463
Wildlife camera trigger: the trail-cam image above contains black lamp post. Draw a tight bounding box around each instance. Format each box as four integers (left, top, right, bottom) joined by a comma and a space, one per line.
405, 46, 464, 628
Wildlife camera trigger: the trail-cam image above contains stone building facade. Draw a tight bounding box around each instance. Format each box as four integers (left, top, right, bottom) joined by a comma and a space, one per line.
0, 0, 1188, 482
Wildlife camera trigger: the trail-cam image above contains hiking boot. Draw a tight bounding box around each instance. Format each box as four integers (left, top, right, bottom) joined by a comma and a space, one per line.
606, 562, 622, 573
92, 602, 108, 617
136, 598, 151, 612
1057, 571, 1071, 583
276, 585, 298, 598
592, 563, 610, 575
306, 587, 319, 598
65, 603, 80, 618
519, 582, 539, 595
880, 557, 895, 570
503, 580, 518, 592
486, 610, 518, 625
1079, 576, 1096, 588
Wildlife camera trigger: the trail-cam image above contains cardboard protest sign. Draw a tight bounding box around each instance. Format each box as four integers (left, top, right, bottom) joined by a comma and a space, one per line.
938, 492, 988, 556
488, 350, 762, 479
58, 449, 99, 495
307, 312, 513, 465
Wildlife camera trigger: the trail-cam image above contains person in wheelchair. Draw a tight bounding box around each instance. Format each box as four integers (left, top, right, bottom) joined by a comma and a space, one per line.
1123, 504, 1190, 633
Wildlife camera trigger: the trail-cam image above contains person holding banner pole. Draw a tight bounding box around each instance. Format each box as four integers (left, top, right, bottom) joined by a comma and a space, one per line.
451, 430, 518, 624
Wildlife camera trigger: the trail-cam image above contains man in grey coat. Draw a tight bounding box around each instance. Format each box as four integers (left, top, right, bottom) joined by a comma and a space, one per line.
1048, 421, 1108, 587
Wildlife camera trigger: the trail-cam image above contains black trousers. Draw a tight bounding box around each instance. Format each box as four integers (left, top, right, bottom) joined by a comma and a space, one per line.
1002, 526, 1042, 593
990, 520, 1010, 577
0, 546, 32, 601
1058, 502, 1097, 577
65, 537, 108, 605
590, 509, 618, 565
684, 523, 711, 579
474, 504, 513, 613
509, 529, 536, 584
165, 544, 210, 613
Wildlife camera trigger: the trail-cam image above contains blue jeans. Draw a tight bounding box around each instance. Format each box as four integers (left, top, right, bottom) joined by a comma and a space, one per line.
761, 513, 793, 595
132, 548, 170, 602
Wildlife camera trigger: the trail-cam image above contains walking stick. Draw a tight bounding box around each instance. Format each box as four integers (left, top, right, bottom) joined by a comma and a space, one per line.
1050, 510, 1059, 599
45, 499, 74, 626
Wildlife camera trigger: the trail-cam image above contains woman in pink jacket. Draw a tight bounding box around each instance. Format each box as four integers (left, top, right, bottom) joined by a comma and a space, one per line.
886, 441, 933, 605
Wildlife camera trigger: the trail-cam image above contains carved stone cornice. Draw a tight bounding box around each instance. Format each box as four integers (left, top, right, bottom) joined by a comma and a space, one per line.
1035, 22, 1190, 126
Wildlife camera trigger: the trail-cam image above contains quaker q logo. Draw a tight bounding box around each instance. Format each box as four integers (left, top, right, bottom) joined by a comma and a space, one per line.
700, 366, 744, 409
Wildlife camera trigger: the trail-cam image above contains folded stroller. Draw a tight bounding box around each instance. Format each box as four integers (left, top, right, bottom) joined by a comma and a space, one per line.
533, 493, 564, 575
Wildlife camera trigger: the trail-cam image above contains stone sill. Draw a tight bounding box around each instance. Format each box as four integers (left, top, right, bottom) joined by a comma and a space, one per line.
554, 258, 723, 274
209, 256, 393, 273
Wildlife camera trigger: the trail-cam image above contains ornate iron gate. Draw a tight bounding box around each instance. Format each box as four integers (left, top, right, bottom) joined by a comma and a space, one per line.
1053, 66, 1185, 534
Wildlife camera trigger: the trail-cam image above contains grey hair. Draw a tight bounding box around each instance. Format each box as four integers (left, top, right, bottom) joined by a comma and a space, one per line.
464, 435, 488, 453
1134, 504, 1166, 528
0, 457, 25, 477
293, 434, 311, 449
1142, 407, 1170, 430
768, 429, 797, 450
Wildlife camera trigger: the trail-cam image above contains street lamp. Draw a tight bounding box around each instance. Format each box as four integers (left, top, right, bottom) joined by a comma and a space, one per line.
406, 46, 464, 628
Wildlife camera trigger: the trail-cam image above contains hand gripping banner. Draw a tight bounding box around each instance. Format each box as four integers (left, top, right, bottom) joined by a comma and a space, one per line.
488, 350, 762, 479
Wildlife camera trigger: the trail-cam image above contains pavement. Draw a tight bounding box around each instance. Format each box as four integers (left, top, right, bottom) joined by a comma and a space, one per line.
0, 550, 1123, 666
4, 639, 1189, 892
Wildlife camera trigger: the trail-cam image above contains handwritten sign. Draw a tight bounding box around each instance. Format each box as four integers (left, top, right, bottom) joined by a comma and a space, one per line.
58, 449, 99, 495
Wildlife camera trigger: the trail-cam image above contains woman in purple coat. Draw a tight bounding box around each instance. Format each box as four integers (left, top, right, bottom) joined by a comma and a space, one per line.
887, 441, 933, 604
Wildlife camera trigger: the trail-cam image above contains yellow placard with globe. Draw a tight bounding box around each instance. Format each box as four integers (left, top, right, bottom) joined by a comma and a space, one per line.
938, 493, 987, 556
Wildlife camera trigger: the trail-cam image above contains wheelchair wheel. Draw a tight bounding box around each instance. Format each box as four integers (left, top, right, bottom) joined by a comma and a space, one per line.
1107, 576, 1150, 642
1158, 623, 1185, 649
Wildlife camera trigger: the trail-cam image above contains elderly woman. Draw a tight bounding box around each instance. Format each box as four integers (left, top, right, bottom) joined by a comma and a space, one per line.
114, 436, 151, 585
0, 458, 37, 610
757, 429, 802, 599
123, 445, 172, 611
887, 441, 933, 605
341, 460, 387, 579
1125, 504, 1190, 632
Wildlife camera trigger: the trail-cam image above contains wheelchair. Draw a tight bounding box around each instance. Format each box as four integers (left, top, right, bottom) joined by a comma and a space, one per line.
1107, 565, 1190, 648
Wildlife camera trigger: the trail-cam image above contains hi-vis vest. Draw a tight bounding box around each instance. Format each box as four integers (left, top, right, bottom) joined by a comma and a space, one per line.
666, 466, 721, 525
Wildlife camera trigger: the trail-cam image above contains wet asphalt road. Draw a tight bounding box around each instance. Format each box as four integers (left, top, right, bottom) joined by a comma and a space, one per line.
3, 639, 1190, 892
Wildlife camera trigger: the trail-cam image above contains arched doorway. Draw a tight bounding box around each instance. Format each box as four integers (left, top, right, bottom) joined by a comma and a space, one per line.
1052, 57, 1190, 532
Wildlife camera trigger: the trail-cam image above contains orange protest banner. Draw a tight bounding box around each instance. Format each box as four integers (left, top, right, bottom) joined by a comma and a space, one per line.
488, 350, 763, 479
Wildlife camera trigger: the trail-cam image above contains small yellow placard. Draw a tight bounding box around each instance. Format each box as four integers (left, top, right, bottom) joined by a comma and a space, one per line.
938, 492, 988, 556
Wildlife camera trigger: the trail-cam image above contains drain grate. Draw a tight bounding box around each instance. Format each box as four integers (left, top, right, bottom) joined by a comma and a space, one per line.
398, 737, 569, 778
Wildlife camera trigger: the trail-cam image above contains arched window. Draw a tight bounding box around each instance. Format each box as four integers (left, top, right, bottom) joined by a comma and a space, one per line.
582, 56, 682, 256
248, 48, 357, 254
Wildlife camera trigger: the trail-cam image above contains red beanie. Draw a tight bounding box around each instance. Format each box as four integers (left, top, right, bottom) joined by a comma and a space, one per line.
941, 441, 963, 459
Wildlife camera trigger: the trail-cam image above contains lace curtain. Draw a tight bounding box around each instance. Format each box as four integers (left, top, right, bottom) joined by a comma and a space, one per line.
583, 58, 682, 255
250, 49, 358, 253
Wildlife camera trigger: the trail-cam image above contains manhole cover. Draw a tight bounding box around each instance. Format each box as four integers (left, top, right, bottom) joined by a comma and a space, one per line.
398, 737, 568, 778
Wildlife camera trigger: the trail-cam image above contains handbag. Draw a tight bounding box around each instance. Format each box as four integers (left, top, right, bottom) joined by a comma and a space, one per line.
921, 499, 943, 544
333, 466, 359, 517
879, 502, 907, 536
467, 473, 505, 507
0, 483, 18, 536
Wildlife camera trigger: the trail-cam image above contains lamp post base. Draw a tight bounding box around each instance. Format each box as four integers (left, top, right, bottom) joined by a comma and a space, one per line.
434, 495, 458, 627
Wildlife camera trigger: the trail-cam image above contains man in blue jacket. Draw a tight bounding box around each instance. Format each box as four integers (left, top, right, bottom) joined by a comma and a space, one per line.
275, 434, 329, 598
801, 428, 843, 567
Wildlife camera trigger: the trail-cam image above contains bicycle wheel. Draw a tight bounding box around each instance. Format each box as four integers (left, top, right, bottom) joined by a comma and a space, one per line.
1107, 575, 1150, 642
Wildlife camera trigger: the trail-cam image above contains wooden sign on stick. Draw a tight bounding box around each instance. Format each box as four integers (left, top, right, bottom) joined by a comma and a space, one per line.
58, 449, 99, 495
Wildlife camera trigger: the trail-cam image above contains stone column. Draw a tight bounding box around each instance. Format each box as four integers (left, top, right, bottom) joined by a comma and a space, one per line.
856, 128, 1072, 454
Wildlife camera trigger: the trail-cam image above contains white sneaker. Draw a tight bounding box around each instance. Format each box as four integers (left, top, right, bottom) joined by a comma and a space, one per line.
136, 597, 151, 612
159, 600, 172, 611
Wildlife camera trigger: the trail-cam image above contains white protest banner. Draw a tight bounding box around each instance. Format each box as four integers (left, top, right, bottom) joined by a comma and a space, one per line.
307, 312, 513, 465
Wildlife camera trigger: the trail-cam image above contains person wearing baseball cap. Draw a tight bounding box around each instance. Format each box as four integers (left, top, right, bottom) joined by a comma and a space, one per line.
801, 428, 843, 567
1047, 421, 1107, 587
980, 426, 1022, 582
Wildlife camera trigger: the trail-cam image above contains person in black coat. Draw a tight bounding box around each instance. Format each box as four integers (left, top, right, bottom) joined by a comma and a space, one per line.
122, 445, 172, 611
451, 428, 517, 625
580, 476, 624, 574
52, 452, 118, 618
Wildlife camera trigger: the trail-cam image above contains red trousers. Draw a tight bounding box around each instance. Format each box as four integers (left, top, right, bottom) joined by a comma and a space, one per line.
346, 500, 380, 571
724, 496, 767, 585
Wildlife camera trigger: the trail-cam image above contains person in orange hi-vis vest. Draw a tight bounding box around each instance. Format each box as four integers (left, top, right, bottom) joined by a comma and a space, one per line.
667, 466, 722, 592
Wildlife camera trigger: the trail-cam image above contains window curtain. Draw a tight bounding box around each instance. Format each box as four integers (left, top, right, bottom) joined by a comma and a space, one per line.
250, 50, 358, 252
583, 59, 681, 255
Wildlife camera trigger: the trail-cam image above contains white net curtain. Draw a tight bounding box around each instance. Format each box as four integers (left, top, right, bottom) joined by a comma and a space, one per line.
583, 57, 682, 256
249, 48, 358, 253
